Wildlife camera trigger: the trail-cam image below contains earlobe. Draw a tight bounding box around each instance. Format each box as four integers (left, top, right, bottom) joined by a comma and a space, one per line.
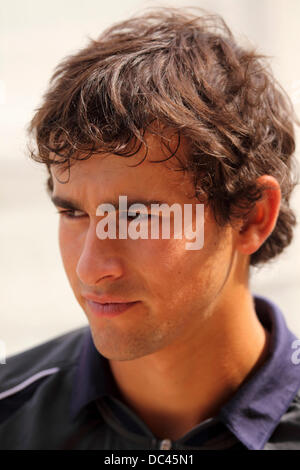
235, 175, 281, 256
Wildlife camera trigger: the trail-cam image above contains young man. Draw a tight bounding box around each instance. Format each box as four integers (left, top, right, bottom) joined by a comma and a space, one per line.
1, 8, 300, 450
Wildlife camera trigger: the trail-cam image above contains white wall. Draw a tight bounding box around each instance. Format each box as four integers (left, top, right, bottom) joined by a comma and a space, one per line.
1, 0, 300, 355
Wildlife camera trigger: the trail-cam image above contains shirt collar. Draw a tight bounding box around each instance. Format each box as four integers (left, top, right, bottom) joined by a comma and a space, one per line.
70, 329, 122, 420
70, 295, 300, 450
218, 295, 300, 449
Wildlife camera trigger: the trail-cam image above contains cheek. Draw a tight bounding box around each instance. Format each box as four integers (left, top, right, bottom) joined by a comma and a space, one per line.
135, 229, 233, 311
58, 223, 82, 282
128, 238, 196, 301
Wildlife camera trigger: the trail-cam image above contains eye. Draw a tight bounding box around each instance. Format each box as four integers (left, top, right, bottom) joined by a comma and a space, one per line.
124, 212, 151, 222
56, 209, 86, 219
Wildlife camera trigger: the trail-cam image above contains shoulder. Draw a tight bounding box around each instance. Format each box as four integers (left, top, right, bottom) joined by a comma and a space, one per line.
0, 327, 89, 420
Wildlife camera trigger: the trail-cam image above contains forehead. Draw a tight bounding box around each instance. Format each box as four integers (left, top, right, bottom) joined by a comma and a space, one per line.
50, 133, 195, 202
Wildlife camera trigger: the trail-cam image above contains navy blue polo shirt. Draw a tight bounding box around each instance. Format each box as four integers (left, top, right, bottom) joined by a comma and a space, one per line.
69, 295, 300, 450
1, 294, 300, 449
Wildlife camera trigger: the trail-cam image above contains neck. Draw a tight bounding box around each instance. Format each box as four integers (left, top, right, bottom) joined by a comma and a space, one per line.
109, 287, 271, 440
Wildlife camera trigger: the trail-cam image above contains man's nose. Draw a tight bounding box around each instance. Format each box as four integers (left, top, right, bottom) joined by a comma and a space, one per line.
75, 220, 124, 286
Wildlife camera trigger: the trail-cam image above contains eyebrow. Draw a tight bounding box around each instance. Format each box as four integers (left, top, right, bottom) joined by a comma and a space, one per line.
50, 195, 167, 211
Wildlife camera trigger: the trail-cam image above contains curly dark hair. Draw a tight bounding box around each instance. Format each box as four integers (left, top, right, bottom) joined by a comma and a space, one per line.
27, 7, 298, 266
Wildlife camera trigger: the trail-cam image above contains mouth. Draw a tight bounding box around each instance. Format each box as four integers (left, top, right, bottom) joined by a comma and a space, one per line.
84, 297, 140, 317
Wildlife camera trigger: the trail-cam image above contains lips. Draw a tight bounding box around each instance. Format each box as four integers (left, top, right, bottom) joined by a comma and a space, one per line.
82, 292, 135, 304
82, 292, 139, 317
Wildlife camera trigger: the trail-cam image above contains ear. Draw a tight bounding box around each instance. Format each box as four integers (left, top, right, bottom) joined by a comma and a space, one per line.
235, 175, 281, 256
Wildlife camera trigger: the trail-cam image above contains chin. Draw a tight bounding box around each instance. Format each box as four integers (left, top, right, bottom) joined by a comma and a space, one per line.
90, 328, 163, 362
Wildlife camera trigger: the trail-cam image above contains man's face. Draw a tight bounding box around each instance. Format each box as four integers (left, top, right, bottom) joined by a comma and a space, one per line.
51, 134, 236, 361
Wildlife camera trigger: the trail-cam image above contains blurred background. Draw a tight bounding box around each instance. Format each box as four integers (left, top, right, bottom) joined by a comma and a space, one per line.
1, 0, 300, 356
